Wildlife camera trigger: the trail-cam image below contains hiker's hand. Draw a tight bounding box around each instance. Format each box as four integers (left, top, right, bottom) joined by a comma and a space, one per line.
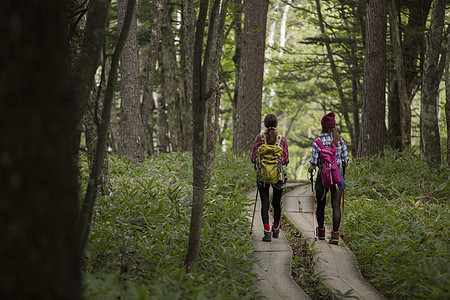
308, 165, 316, 174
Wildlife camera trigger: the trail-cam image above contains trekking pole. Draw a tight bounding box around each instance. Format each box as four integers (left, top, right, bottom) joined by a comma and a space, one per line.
250, 188, 259, 235
309, 170, 317, 241
341, 189, 345, 238
341, 167, 346, 239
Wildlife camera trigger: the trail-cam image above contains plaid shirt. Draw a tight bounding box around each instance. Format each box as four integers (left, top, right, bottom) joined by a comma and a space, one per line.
250, 132, 289, 165
309, 133, 349, 168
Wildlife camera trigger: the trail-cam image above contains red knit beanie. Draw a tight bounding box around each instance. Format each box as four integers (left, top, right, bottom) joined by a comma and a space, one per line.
321, 112, 336, 129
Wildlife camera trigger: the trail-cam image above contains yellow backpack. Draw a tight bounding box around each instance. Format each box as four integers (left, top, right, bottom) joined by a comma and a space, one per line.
257, 132, 284, 184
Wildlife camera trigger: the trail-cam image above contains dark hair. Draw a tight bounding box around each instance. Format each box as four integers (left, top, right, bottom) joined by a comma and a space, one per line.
264, 114, 278, 145
321, 127, 340, 146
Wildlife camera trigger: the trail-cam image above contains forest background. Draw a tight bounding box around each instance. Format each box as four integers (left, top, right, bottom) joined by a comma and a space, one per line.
0, 0, 449, 298
75, 0, 449, 178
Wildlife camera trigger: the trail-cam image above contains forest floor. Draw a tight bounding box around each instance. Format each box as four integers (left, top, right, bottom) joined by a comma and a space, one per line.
248, 183, 386, 300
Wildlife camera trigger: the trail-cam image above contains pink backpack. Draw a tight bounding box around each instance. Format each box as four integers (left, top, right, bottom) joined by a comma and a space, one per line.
314, 138, 342, 189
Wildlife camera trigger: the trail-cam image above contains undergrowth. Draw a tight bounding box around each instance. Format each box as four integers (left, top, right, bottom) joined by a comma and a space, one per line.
80, 152, 256, 299
344, 149, 449, 299
281, 216, 330, 299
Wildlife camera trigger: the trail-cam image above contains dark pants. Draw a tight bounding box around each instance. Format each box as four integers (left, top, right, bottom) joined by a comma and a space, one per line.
316, 188, 342, 232
258, 185, 283, 227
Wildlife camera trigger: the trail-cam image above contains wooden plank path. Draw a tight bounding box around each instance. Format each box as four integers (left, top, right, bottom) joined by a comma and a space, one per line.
248, 183, 387, 300
247, 184, 310, 299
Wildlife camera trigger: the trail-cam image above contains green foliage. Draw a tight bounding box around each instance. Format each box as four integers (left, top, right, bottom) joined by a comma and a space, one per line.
282, 218, 329, 298
82, 152, 257, 299
344, 149, 450, 299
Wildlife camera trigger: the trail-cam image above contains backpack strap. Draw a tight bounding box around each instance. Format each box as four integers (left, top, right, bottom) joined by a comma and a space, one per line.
260, 131, 266, 145
314, 138, 325, 149
275, 134, 282, 146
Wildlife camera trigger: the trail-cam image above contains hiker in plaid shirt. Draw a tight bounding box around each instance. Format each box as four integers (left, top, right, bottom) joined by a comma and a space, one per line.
250, 114, 289, 242
308, 112, 349, 245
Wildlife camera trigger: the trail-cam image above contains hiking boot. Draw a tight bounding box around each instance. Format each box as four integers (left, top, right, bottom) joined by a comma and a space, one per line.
272, 227, 280, 238
262, 231, 272, 242
316, 226, 325, 240
329, 230, 339, 245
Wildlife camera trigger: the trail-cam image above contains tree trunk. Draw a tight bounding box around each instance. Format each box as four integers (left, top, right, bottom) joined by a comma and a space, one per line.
83, 87, 111, 195
185, 0, 209, 273
0, 2, 80, 298
117, 0, 145, 162
142, 0, 164, 157
358, 0, 388, 157
233, 0, 269, 154
404, 0, 432, 98
389, 0, 411, 150
161, 0, 182, 152
421, 0, 445, 168
446, 27, 450, 166
67, 0, 87, 73
342, 4, 361, 155
266, 0, 280, 49
203, 0, 230, 183
156, 63, 171, 154
77, 0, 136, 263
69, 0, 111, 157
179, 0, 196, 151
231, 0, 243, 143
388, 78, 402, 149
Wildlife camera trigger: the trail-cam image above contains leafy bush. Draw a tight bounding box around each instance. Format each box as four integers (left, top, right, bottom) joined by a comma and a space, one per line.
344, 149, 449, 299
81, 152, 257, 299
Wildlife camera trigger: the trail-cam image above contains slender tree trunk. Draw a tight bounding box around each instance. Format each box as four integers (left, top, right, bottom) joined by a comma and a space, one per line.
446, 27, 450, 166
69, 0, 111, 157
83, 86, 111, 195
389, 0, 410, 150
0, 2, 80, 298
231, 0, 243, 142
421, 0, 445, 168
161, 0, 182, 152
388, 78, 402, 149
156, 72, 171, 154
67, 0, 87, 158
404, 0, 432, 98
142, 0, 164, 157
233, 0, 269, 154
77, 0, 136, 263
358, 0, 388, 157
67, 0, 87, 73
342, 4, 361, 153
118, 0, 145, 162
185, 0, 209, 273
180, 0, 195, 150
266, 0, 280, 49
109, 90, 120, 153
204, 0, 230, 183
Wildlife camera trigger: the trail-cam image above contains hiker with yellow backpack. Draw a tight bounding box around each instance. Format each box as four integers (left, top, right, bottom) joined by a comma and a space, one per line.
250, 114, 289, 242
